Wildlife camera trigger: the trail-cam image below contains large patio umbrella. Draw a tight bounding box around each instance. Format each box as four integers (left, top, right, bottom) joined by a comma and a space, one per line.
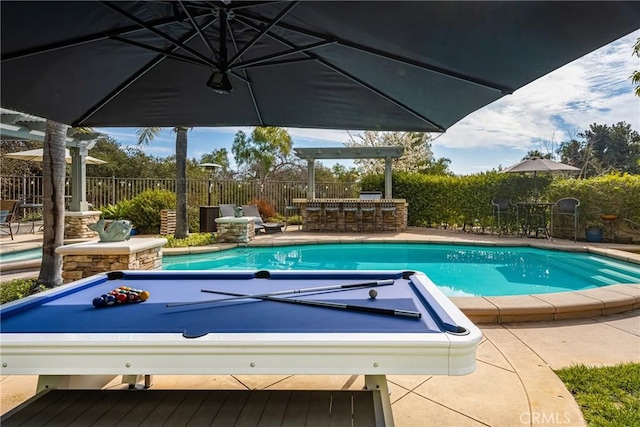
1, 2, 639, 131
501, 157, 580, 175
4, 148, 107, 165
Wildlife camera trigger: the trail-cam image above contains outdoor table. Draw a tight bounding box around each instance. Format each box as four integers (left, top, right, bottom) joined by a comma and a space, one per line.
515, 201, 555, 239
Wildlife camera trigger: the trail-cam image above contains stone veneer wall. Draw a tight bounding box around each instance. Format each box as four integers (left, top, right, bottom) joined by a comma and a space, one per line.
217, 219, 255, 243
300, 201, 408, 232
64, 212, 101, 239
61, 246, 163, 284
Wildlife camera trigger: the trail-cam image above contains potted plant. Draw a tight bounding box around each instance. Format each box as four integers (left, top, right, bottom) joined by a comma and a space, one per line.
585, 220, 603, 243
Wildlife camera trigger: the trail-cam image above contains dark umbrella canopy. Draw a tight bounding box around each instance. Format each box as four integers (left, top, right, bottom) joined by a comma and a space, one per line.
1, 1, 639, 131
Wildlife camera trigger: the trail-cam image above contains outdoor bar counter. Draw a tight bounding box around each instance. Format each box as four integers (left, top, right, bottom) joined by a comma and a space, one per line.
293, 198, 407, 232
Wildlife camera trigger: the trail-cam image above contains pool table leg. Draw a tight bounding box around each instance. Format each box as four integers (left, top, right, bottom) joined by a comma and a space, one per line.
36, 375, 118, 393
364, 374, 394, 427
123, 374, 154, 389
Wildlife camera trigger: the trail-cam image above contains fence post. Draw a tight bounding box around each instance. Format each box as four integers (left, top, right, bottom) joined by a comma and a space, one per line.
111, 176, 116, 205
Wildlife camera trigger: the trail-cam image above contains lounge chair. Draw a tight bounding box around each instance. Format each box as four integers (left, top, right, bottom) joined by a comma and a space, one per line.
242, 205, 283, 234
0, 199, 21, 240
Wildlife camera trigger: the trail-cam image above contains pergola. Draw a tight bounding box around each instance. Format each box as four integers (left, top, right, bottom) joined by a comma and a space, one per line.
0, 108, 103, 212
293, 146, 404, 199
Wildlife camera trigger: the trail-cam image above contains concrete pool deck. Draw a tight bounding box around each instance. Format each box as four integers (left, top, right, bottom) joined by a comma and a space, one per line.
1, 226, 639, 426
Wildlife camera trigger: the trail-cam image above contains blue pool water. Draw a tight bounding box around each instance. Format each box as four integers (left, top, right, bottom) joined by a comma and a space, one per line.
0, 248, 42, 263
162, 243, 640, 297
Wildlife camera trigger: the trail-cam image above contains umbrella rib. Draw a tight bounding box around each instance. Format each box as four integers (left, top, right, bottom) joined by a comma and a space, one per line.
99, 1, 216, 67
227, 1, 299, 68
232, 40, 336, 70
0, 12, 209, 63
110, 35, 213, 67
235, 15, 445, 131
237, 10, 513, 95
227, 20, 264, 126
178, 0, 219, 62
75, 18, 217, 126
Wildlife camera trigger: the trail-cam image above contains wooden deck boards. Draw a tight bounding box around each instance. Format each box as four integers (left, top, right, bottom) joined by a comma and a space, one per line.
1, 389, 382, 426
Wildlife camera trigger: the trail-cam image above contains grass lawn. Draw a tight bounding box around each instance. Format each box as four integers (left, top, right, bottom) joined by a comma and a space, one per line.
555, 362, 640, 427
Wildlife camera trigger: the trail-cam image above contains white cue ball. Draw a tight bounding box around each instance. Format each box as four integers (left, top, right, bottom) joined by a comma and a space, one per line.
368, 289, 378, 299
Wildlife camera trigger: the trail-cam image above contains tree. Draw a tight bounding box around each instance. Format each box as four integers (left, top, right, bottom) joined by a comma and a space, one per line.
198, 148, 234, 180
37, 121, 67, 288
523, 150, 553, 160
231, 127, 301, 182
345, 131, 451, 175
632, 37, 640, 97
137, 127, 190, 239
557, 122, 640, 177
89, 136, 168, 178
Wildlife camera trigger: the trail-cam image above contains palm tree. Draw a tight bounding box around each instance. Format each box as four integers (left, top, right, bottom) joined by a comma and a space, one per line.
38, 120, 67, 288
137, 126, 190, 239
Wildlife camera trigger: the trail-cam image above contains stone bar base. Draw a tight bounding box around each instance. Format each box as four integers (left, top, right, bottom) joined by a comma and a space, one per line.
64, 211, 102, 240
56, 238, 168, 284
215, 217, 255, 243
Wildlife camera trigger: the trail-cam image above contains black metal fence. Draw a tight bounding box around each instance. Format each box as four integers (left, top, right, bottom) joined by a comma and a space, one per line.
0, 175, 361, 214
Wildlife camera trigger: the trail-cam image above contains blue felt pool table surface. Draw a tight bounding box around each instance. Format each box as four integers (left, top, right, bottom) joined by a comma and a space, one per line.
0, 270, 466, 338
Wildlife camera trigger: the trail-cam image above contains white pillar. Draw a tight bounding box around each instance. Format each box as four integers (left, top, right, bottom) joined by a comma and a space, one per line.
307, 158, 316, 199
384, 157, 393, 199
69, 144, 89, 212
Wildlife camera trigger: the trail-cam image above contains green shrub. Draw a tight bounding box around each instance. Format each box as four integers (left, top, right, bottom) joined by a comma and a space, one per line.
99, 199, 133, 219
1, 279, 46, 304
163, 232, 217, 248
126, 189, 177, 234
360, 171, 639, 232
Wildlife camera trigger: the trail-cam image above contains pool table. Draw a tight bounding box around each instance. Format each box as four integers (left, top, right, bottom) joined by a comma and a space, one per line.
0, 270, 481, 426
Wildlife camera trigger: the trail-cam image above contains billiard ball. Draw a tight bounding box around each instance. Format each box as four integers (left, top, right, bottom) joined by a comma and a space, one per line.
138, 291, 150, 301
368, 289, 378, 299
92, 297, 106, 308
106, 295, 117, 306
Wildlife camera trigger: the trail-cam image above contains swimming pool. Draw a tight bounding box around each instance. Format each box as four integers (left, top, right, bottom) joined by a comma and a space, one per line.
0, 248, 42, 263
162, 243, 640, 297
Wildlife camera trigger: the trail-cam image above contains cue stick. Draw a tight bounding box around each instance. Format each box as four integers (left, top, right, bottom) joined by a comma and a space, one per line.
191, 289, 422, 319
166, 279, 395, 308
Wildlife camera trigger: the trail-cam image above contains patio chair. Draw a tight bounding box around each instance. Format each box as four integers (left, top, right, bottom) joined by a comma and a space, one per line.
550, 198, 580, 242
491, 197, 516, 236
242, 204, 281, 234
0, 199, 21, 240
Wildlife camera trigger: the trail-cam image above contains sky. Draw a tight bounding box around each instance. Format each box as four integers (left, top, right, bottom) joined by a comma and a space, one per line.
97, 29, 640, 176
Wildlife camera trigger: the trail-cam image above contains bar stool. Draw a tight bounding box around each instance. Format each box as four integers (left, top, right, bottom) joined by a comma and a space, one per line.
304, 201, 322, 231
359, 200, 378, 232
379, 200, 397, 231
343, 201, 359, 232
322, 200, 341, 232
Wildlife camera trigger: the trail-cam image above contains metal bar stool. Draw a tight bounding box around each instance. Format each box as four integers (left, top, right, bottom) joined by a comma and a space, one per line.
343, 201, 359, 232
379, 200, 397, 231
359, 200, 378, 232
304, 200, 322, 231
322, 199, 341, 232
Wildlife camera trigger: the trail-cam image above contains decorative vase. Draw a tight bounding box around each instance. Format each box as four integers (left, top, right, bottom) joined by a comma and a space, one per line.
585, 228, 603, 243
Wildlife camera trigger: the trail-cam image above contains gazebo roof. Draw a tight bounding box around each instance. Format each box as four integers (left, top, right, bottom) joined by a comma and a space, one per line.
294, 146, 404, 160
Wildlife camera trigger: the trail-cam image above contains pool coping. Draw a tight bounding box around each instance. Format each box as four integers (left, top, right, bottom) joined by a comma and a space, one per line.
160, 234, 640, 323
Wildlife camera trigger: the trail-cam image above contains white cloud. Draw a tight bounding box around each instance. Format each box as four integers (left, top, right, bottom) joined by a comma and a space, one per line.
434, 30, 640, 153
